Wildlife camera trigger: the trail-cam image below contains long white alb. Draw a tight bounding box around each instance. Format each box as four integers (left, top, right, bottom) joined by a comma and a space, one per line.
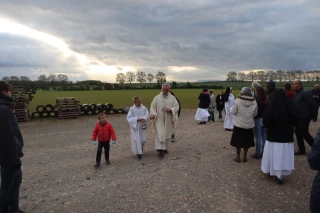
126, 104, 149, 155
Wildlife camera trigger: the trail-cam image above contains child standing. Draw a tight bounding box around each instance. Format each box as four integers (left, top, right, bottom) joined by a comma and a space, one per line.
92, 113, 116, 167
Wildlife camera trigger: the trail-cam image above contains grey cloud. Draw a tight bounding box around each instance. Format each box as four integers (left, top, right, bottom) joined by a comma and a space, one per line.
0, 0, 320, 82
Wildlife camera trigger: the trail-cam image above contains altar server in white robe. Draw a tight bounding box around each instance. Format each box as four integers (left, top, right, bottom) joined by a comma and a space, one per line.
224, 87, 235, 131
127, 96, 149, 160
150, 84, 179, 157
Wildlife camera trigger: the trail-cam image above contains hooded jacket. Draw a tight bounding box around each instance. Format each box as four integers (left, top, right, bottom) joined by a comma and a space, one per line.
230, 96, 258, 129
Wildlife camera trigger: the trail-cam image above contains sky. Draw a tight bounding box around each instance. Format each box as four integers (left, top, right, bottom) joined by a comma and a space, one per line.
0, 0, 319, 83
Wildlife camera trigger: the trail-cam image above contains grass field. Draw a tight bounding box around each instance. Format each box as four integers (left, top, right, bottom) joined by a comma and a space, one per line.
29, 89, 241, 113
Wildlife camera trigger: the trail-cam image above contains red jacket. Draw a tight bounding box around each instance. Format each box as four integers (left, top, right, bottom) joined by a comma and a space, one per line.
92, 122, 116, 142
285, 89, 296, 100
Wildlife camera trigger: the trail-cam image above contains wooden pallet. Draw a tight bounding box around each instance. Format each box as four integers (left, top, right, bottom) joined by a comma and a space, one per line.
56, 97, 80, 119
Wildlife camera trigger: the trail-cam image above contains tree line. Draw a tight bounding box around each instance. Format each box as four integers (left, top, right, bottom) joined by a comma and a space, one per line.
226, 70, 320, 83
115, 71, 166, 87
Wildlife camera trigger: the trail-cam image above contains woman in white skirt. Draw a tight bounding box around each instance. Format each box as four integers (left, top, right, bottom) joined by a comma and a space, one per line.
224, 87, 234, 131
261, 89, 298, 185
195, 88, 210, 124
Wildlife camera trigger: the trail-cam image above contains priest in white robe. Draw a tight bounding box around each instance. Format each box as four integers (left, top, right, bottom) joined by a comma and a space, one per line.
126, 96, 149, 160
150, 84, 180, 157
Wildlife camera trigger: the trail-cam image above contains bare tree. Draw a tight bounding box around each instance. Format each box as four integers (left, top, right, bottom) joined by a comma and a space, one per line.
276, 70, 286, 82
38, 74, 48, 82
48, 73, 57, 83
246, 71, 258, 81
126, 71, 136, 84
155, 71, 166, 85
146, 73, 154, 83
295, 70, 304, 80
57, 74, 68, 84
256, 70, 267, 82
266, 70, 276, 81
285, 70, 296, 82
20, 76, 31, 81
9, 76, 20, 81
226, 71, 237, 82
136, 71, 146, 84
237, 72, 246, 82
116, 73, 126, 86
1, 76, 10, 81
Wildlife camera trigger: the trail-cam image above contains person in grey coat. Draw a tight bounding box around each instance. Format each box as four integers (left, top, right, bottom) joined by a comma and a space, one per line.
292, 79, 318, 155
308, 128, 320, 213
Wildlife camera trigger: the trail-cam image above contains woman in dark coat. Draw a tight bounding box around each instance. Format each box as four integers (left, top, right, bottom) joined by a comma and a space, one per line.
216, 90, 224, 121
195, 88, 210, 124
261, 89, 298, 185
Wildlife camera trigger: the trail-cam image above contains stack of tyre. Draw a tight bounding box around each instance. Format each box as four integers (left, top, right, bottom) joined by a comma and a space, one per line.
31, 104, 59, 118
32, 103, 128, 118
80, 103, 126, 115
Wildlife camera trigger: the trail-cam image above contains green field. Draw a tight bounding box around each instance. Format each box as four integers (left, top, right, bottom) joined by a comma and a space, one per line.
29, 89, 241, 113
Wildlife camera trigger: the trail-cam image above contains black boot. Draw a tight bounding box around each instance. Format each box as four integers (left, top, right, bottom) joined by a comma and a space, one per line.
159, 150, 164, 157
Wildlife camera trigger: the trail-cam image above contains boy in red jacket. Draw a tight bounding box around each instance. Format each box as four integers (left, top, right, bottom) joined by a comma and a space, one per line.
92, 113, 117, 167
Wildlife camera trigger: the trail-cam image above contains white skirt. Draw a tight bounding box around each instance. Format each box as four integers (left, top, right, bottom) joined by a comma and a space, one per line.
224, 104, 233, 129
261, 140, 294, 179
195, 108, 210, 121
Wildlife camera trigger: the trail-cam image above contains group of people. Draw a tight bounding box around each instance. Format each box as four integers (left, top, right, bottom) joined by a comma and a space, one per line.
91, 83, 180, 165
1, 79, 320, 212
216, 80, 319, 212
194, 89, 229, 124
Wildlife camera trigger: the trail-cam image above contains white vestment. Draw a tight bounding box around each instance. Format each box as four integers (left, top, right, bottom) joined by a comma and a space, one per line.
195, 108, 210, 121
224, 93, 234, 129
261, 140, 294, 179
150, 92, 179, 150
126, 104, 149, 154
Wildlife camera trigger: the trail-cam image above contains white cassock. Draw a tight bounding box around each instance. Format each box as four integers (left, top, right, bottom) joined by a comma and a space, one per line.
224, 93, 234, 129
126, 104, 149, 155
150, 92, 179, 150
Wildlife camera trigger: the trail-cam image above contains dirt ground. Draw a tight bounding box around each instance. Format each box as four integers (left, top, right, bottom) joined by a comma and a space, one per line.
16, 110, 319, 213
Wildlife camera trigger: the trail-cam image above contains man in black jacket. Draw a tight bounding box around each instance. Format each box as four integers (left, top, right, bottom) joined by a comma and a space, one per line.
292, 79, 318, 155
308, 128, 320, 213
0, 81, 25, 213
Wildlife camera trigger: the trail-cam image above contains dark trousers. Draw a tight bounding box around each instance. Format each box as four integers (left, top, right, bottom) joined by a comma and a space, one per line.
0, 167, 22, 213
96, 141, 110, 163
208, 110, 215, 121
218, 109, 223, 119
296, 119, 314, 152
310, 172, 320, 213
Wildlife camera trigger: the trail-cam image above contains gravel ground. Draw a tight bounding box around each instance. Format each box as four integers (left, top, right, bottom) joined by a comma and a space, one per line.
17, 110, 319, 213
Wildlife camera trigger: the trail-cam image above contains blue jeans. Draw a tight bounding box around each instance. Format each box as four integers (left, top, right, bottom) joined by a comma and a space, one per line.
0, 167, 22, 213
208, 109, 215, 122
254, 118, 266, 154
